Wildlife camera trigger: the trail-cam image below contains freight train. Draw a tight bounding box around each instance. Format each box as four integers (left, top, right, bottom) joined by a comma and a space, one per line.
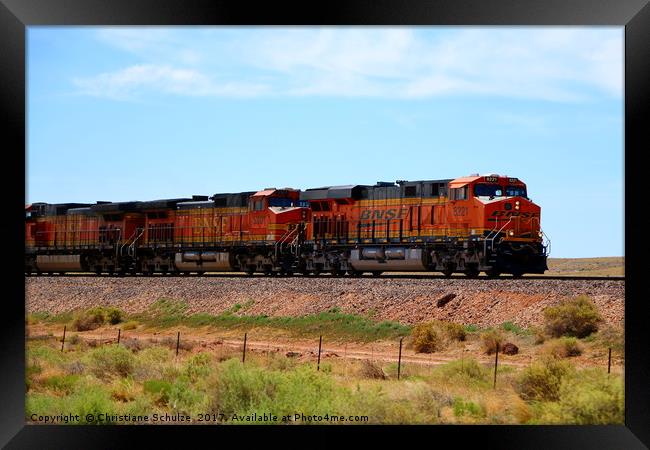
25, 174, 549, 277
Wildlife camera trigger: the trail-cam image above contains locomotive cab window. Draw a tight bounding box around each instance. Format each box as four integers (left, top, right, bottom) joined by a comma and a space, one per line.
252, 200, 265, 211
268, 197, 292, 208
450, 186, 468, 201
474, 184, 503, 198
506, 185, 527, 198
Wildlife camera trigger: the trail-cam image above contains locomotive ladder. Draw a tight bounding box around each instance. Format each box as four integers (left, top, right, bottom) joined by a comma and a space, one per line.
120, 227, 145, 258
274, 223, 304, 260
484, 217, 512, 263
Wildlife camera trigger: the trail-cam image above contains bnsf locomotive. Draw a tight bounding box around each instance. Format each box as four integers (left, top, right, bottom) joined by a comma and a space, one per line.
25, 174, 549, 277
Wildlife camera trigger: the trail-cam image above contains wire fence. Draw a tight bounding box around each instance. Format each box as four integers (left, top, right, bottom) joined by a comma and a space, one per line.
42, 325, 621, 382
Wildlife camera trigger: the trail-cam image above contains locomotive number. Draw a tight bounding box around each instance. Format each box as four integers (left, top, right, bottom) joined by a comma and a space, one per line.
453, 207, 468, 216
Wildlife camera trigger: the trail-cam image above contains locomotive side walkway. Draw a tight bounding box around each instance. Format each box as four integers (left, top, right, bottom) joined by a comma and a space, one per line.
25, 276, 624, 328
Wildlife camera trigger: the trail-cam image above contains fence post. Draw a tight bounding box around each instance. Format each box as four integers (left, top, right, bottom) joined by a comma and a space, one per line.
176, 331, 180, 356
317, 335, 323, 371
242, 333, 247, 363
117, 329, 121, 345
397, 337, 404, 380
493, 342, 499, 389
60, 325, 66, 352
608, 347, 612, 374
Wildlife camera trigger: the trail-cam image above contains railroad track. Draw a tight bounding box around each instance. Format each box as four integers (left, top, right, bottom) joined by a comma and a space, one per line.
25, 272, 625, 281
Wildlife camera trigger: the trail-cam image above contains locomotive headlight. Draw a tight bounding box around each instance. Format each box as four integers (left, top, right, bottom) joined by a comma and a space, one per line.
509, 230, 515, 236
538, 231, 543, 237
515, 200, 520, 210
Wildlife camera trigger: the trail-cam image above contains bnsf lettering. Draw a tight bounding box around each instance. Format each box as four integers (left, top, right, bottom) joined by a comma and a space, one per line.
491, 211, 539, 218
359, 208, 407, 220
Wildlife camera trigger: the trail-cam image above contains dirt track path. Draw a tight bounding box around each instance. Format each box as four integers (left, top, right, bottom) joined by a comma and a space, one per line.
30, 324, 622, 371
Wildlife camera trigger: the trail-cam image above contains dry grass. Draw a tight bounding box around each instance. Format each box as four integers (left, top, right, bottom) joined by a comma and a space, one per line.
545, 257, 624, 277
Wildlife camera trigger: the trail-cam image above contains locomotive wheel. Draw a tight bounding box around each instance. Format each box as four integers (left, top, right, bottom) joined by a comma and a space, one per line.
485, 269, 501, 278
371, 271, 382, 277
442, 269, 454, 278
511, 271, 524, 278
348, 270, 362, 277
464, 266, 480, 278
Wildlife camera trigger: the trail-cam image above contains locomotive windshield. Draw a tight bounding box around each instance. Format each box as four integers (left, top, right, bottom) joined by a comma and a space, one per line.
268, 198, 309, 208
505, 185, 527, 197
474, 184, 503, 198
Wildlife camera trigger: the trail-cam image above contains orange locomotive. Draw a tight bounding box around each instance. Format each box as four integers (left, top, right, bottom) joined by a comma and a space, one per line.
298, 174, 548, 277
25, 174, 548, 277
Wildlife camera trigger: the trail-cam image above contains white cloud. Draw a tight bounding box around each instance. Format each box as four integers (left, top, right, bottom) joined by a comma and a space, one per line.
78, 27, 623, 101
73, 64, 269, 99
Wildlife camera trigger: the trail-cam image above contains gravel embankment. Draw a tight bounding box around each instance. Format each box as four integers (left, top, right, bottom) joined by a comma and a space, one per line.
25, 277, 624, 328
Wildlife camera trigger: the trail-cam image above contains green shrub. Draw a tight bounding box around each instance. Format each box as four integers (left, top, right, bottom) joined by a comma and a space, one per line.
42, 374, 80, 394
168, 380, 207, 415
72, 306, 125, 331
542, 337, 583, 358
516, 357, 575, 402
444, 322, 467, 342
502, 321, 528, 335
122, 321, 138, 331
411, 323, 442, 353
438, 359, 489, 383
87, 345, 135, 379
144, 379, 173, 405
452, 397, 485, 418
480, 329, 504, 355
554, 369, 624, 424
543, 296, 602, 338
184, 352, 213, 382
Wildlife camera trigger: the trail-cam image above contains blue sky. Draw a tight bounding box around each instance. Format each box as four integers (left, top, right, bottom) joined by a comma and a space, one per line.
27, 27, 623, 258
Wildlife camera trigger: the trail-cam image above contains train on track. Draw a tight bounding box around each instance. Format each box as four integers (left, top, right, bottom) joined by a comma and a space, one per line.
25, 174, 549, 277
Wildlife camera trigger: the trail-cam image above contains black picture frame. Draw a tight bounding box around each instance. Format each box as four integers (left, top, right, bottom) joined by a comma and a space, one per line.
1, 0, 648, 447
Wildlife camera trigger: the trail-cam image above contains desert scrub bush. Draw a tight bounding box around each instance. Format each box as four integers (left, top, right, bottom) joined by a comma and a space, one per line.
122, 320, 139, 331
265, 352, 298, 371
437, 359, 490, 384
26, 385, 117, 424
144, 379, 173, 406
515, 357, 575, 402
480, 329, 504, 355
167, 380, 208, 415
411, 319, 464, 353
357, 360, 386, 380
208, 359, 358, 422
121, 337, 147, 353
596, 325, 624, 353
543, 295, 602, 338
42, 374, 80, 394
411, 323, 442, 353
87, 345, 135, 379
532, 327, 546, 345
133, 346, 175, 381
110, 377, 137, 402
501, 321, 528, 335
542, 337, 583, 358
444, 322, 467, 342
550, 369, 624, 424
184, 352, 213, 382
72, 306, 124, 331
452, 397, 485, 419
